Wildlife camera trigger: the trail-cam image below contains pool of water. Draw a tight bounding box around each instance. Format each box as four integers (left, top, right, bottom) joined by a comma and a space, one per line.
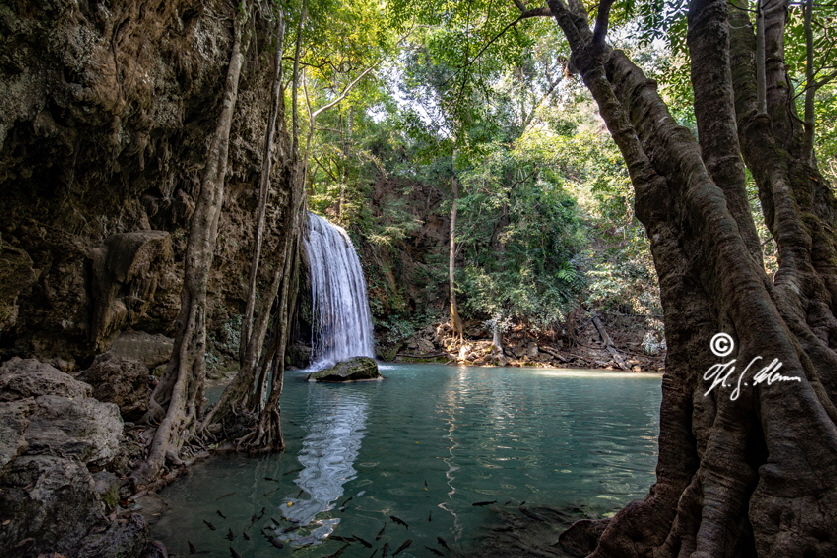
152, 364, 661, 557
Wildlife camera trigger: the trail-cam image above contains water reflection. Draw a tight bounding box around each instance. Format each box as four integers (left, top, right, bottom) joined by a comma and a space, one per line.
272, 382, 369, 543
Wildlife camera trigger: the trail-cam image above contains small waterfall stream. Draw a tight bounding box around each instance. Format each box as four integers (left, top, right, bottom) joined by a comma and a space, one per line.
305, 212, 375, 370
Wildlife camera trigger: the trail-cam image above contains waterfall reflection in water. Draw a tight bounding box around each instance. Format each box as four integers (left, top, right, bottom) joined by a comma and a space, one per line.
269, 383, 370, 545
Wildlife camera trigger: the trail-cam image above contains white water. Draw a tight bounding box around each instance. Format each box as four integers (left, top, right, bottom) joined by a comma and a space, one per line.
305, 212, 375, 370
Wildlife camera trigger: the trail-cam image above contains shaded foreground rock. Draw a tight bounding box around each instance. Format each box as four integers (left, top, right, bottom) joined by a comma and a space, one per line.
79, 352, 151, 421
0, 358, 92, 401
0, 358, 148, 557
307, 356, 381, 382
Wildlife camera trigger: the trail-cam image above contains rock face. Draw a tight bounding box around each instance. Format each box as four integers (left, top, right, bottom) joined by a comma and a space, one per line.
79, 352, 151, 421
0, 399, 34, 468
108, 330, 174, 369
307, 357, 381, 382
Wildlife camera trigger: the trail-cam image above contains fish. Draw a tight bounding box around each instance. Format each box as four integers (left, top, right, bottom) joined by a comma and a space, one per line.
217, 509, 227, 519
340, 496, 353, 507
472, 500, 497, 506
230, 547, 243, 558
520, 501, 526, 506
242, 531, 250, 541
353, 535, 373, 548
216, 492, 236, 500
390, 515, 409, 529
503, 500, 512, 506
425, 547, 444, 556
262, 531, 284, 549
264, 477, 278, 482
369, 550, 378, 558
330, 536, 354, 543
297, 489, 305, 498
325, 544, 351, 558
437, 537, 450, 551
203, 519, 216, 531
382, 542, 390, 557
263, 488, 278, 497
376, 523, 387, 540
271, 517, 283, 526
188, 541, 196, 554
249, 513, 258, 527
424, 480, 428, 487
257, 507, 266, 519
519, 505, 547, 522
283, 468, 304, 476
428, 511, 432, 522
393, 539, 412, 556
281, 525, 301, 534
227, 527, 235, 541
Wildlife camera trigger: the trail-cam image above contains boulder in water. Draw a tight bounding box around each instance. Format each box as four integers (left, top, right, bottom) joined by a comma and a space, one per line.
307, 357, 381, 382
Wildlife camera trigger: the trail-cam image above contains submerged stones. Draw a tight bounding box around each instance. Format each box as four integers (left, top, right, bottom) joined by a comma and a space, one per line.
307, 356, 381, 382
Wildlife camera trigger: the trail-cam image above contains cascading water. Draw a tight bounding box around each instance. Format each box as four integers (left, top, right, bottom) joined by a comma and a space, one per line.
305, 212, 375, 370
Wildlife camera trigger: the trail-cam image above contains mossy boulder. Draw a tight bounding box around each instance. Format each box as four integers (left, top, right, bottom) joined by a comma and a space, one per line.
307, 357, 381, 382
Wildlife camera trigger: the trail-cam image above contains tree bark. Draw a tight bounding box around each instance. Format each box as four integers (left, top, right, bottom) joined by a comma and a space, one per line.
134, 1, 250, 485
449, 171, 464, 344
240, 10, 285, 364
539, 0, 837, 556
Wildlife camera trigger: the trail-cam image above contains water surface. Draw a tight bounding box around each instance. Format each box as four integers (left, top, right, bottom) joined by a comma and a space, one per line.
153, 364, 661, 557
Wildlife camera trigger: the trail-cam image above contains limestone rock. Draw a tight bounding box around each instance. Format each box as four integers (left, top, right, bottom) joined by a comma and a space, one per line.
307, 357, 381, 382
108, 330, 174, 369
90, 231, 174, 352
527, 342, 539, 359
75, 513, 149, 558
0, 358, 92, 401
79, 352, 149, 421
0, 399, 35, 469
25, 395, 122, 468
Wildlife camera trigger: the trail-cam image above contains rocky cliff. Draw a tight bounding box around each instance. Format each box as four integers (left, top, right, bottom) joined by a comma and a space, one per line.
0, 0, 289, 555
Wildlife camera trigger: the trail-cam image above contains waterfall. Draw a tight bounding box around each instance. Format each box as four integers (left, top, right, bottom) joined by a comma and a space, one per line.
305, 212, 375, 370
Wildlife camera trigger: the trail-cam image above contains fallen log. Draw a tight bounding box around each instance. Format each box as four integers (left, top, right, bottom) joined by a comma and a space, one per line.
590, 313, 629, 370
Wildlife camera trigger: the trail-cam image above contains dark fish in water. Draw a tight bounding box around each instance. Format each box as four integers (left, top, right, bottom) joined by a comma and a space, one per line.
264, 477, 277, 482
437, 537, 450, 551
428, 510, 432, 522
258, 507, 266, 519
216, 492, 236, 500
518, 506, 547, 522
425, 547, 444, 556
472, 500, 497, 506
369, 550, 378, 558
188, 541, 196, 554
263, 488, 278, 497
218, 510, 227, 519
283, 468, 304, 476
227, 527, 235, 541
325, 544, 350, 558
203, 519, 216, 531
520, 501, 525, 506
297, 489, 305, 498
393, 539, 412, 556
390, 515, 409, 529
249, 513, 258, 527
242, 531, 250, 541
262, 531, 284, 549
382, 542, 390, 557
376, 523, 386, 540
424, 480, 428, 487
504, 500, 512, 506
330, 536, 354, 543
271, 517, 283, 526
281, 525, 301, 534
230, 547, 243, 558
340, 496, 353, 507
353, 535, 372, 548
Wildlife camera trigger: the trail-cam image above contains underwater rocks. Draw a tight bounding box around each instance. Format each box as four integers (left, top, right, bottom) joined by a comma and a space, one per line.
307, 357, 381, 382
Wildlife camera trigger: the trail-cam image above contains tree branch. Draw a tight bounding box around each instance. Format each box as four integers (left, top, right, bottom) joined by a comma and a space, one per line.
592, 0, 615, 44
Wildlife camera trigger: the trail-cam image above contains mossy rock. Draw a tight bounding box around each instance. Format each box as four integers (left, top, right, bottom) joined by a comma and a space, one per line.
307, 357, 381, 382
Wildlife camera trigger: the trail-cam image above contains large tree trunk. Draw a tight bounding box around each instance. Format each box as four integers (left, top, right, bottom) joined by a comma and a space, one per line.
540, 0, 837, 556
134, 1, 250, 485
